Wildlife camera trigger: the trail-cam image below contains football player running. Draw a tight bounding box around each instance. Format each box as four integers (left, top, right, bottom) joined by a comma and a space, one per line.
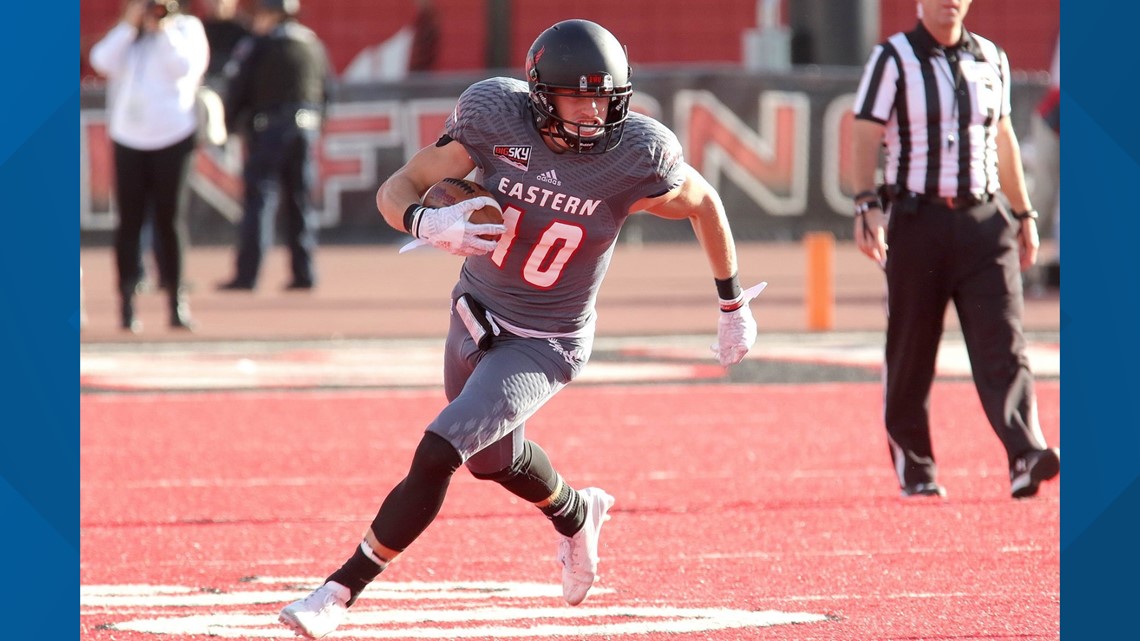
279, 19, 760, 639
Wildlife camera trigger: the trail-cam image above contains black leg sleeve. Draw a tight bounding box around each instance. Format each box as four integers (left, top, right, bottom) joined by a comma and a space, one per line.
369, 431, 462, 552
469, 440, 560, 503
469, 440, 585, 537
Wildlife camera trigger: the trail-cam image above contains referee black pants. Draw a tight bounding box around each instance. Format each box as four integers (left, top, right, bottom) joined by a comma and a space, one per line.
883, 199, 1045, 488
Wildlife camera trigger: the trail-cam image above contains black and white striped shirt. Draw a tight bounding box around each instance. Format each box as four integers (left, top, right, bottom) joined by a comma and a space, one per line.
853, 22, 1011, 198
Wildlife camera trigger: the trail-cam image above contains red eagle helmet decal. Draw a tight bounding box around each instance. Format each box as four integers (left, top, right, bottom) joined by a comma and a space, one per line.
526, 45, 545, 81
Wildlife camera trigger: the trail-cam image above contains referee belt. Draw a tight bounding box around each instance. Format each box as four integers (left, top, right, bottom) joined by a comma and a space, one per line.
890, 188, 993, 210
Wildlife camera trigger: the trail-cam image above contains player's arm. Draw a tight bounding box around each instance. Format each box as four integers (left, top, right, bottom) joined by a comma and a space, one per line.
634, 164, 738, 280
376, 136, 502, 256
376, 136, 476, 233
635, 164, 758, 367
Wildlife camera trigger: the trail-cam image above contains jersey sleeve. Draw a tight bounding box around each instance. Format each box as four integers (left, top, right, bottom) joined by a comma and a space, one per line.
997, 47, 1013, 119
629, 117, 687, 201
853, 42, 900, 124
444, 78, 515, 148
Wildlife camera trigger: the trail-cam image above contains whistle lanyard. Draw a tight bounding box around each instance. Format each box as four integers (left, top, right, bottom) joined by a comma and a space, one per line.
936, 49, 963, 148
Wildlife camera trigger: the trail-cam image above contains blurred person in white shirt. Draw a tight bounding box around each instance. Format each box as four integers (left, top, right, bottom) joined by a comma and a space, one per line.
90, 0, 208, 333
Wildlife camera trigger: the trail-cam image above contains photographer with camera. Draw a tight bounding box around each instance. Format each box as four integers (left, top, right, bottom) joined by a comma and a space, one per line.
89, 0, 209, 333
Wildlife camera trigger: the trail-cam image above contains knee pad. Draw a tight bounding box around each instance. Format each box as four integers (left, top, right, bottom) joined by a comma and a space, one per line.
368, 432, 462, 552
408, 431, 463, 482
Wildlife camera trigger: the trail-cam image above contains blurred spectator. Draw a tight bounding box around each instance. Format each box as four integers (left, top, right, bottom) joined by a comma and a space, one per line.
217, 0, 333, 292
1029, 34, 1060, 289
408, 0, 440, 72
89, 0, 208, 332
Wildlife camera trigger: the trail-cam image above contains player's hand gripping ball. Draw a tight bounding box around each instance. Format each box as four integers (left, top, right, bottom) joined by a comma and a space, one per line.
422, 178, 505, 241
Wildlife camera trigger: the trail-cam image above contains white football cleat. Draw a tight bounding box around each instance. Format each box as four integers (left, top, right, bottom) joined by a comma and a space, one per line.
278, 581, 351, 639
557, 487, 615, 606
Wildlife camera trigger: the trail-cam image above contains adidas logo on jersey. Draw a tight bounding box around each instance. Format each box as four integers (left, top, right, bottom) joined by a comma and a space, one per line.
535, 169, 562, 186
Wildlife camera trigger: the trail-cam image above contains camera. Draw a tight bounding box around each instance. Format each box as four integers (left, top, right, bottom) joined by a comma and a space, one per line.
146, 0, 180, 20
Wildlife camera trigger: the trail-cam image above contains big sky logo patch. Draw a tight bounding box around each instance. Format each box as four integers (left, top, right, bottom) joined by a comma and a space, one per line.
494, 145, 531, 171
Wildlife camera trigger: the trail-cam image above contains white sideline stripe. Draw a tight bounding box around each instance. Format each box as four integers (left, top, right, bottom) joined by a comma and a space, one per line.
81, 582, 604, 607
83, 581, 828, 638
109, 607, 828, 638
81, 582, 1056, 608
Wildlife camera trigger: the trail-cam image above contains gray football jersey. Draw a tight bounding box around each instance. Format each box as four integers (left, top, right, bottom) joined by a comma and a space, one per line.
448, 77, 686, 334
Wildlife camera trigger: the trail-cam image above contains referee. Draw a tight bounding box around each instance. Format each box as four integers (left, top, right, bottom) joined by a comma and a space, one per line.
850, 0, 1059, 499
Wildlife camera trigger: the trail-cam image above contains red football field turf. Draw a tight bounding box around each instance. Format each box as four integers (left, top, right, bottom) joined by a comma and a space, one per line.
81, 381, 1059, 640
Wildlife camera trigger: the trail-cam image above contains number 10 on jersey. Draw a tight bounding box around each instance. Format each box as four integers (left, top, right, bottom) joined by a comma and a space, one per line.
491, 205, 586, 289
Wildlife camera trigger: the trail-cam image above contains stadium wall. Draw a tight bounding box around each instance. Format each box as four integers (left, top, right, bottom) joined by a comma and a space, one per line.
79, 68, 1048, 247
80, 0, 1058, 81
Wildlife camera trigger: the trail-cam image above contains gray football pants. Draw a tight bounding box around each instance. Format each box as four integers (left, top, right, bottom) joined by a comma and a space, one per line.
427, 298, 593, 476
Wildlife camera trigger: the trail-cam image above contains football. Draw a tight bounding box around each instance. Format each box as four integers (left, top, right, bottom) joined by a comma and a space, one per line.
422, 178, 504, 240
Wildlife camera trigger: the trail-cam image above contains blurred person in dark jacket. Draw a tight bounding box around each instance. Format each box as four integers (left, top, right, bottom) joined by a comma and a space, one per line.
217, 0, 333, 292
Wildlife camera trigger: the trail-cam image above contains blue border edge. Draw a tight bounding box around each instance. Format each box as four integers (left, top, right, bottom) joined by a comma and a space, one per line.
1060, 0, 1140, 638
53, 1, 1140, 638
0, 3, 79, 638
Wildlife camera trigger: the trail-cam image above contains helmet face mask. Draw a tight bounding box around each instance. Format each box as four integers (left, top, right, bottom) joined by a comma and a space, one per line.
525, 20, 633, 154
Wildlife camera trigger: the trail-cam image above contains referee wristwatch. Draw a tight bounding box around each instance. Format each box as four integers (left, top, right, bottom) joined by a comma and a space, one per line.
1012, 208, 1039, 221
854, 200, 883, 217
853, 190, 882, 217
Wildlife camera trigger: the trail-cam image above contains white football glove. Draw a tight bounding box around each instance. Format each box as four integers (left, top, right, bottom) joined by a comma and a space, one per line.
711, 281, 767, 367
408, 196, 506, 256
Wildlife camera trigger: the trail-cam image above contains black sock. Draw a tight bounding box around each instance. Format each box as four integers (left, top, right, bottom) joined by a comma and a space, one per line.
540, 482, 585, 537
326, 544, 385, 606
